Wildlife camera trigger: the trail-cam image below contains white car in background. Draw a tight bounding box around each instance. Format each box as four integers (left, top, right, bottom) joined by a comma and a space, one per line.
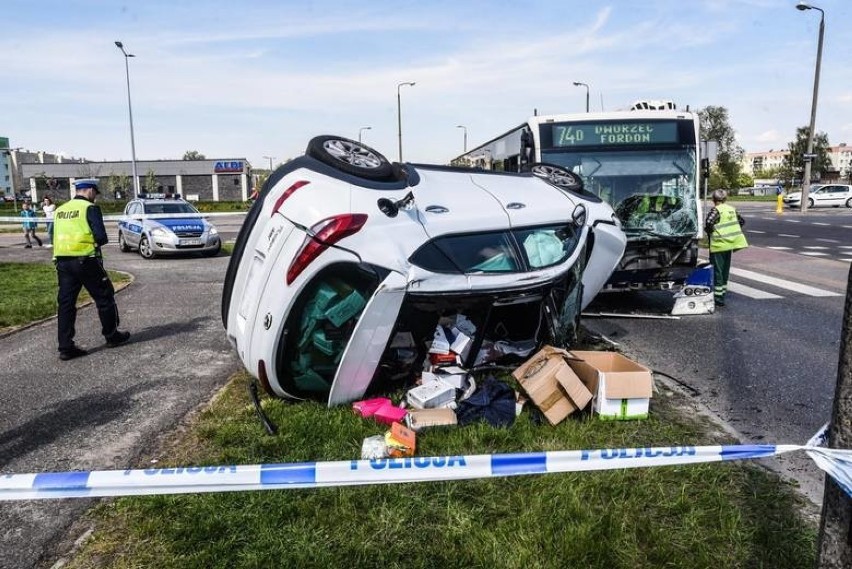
783, 184, 852, 209
222, 136, 626, 405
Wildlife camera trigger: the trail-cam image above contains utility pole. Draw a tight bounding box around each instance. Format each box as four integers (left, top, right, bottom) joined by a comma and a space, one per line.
816, 263, 852, 567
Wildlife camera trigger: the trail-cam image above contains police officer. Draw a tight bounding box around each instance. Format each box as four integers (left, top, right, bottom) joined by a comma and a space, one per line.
704, 189, 748, 307
53, 179, 130, 360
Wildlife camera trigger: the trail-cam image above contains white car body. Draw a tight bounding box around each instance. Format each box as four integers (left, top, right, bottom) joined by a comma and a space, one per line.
783, 184, 852, 209
222, 137, 626, 406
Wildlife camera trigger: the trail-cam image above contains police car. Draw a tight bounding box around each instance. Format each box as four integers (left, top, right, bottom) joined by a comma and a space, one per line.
117, 195, 221, 258
222, 135, 626, 406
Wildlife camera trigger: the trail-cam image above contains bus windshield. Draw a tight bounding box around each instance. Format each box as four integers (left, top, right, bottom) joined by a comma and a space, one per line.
540, 148, 698, 239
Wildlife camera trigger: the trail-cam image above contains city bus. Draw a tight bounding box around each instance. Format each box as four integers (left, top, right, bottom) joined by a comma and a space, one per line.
453, 101, 702, 291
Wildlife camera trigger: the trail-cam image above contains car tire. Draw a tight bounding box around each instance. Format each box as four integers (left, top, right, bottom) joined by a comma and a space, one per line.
527, 162, 585, 192
138, 235, 155, 259
306, 135, 395, 181
118, 231, 131, 252
846, 197, 852, 208
807, 198, 815, 209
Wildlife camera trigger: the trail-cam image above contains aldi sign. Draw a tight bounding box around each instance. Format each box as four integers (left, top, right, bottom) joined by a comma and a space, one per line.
215, 161, 244, 173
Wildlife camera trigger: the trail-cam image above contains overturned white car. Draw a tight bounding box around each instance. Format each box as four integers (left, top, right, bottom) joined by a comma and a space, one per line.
222, 136, 625, 405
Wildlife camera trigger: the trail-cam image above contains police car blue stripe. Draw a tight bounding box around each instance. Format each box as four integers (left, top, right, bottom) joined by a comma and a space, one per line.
33, 471, 90, 490
491, 453, 547, 475
720, 445, 777, 460
260, 462, 317, 485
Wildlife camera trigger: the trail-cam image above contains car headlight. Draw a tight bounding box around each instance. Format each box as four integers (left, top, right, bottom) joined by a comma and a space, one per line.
151, 227, 171, 238
209, 226, 218, 235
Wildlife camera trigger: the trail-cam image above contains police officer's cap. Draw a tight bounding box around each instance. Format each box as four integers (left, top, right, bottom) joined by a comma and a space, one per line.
74, 179, 100, 194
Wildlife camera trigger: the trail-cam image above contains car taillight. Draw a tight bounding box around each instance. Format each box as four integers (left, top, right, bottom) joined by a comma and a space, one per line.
286, 213, 368, 284
271, 180, 310, 216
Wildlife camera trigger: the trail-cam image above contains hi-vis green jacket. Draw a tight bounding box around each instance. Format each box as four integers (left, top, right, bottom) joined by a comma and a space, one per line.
707, 203, 748, 253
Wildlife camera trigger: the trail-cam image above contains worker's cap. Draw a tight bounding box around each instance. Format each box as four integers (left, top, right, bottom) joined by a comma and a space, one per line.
74, 179, 100, 194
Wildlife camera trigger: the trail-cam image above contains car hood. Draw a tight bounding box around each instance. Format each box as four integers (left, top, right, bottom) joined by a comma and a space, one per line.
150, 217, 207, 232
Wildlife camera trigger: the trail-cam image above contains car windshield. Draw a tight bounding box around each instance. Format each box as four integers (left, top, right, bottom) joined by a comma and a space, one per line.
144, 202, 199, 215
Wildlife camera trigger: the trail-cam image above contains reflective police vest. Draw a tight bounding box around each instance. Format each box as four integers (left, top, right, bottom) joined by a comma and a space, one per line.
709, 203, 748, 253
53, 199, 96, 257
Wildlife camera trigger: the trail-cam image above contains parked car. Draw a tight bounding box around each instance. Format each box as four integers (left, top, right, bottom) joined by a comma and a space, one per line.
783, 184, 852, 209
117, 195, 221, 258
221, 135, 626, 406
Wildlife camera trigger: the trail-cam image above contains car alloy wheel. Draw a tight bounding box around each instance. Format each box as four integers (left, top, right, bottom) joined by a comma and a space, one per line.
528, 162, 585, 192
306, 135, 395, 181
138, 235, 155, 259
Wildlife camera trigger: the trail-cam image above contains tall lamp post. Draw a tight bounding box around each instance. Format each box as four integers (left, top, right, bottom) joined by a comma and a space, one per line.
115, 41, 140, 198
397, 81, 415, 162
262, 156, 275, 171
573, 81, 590, 113
456, 125, 468, 153
358, 126, 372, 143
795, 2, 825, 213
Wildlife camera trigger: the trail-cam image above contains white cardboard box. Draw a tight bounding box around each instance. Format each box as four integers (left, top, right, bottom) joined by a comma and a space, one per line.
567, 351, 653, 420
406, 380, 456, 409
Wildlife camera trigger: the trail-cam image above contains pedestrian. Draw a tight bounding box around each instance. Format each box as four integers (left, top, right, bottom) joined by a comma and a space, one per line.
53, 179, 130, 360
20, 201, 43, 248
704, 189, 748, 307
42, 195, 56, 248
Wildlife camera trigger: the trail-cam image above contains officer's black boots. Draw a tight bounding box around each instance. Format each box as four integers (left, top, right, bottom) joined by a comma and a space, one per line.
59, 346, 88, 361
106, 330, 131, 348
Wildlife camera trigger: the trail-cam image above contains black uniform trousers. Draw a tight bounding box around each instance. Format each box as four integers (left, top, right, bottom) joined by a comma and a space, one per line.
56, 256, 120, 351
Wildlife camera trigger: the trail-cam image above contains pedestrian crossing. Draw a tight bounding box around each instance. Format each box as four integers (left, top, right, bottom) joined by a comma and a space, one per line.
699, 258, 843, 301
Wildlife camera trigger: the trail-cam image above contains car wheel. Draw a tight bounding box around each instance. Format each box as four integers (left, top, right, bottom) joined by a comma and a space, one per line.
138, 235, 155, 259
306, 135, 395, 181
118, 231, 130, 252
846, 197, 852, 208
528, 163, 585, 192
807, 198, 815, 209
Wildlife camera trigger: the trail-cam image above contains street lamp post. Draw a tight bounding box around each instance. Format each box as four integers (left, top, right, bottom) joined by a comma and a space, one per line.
358, 126, 372, 143
397, 81, 415, 162
573, 81, 590, 113
262, 156, 275, 171
115, 41, 140, 199
795, 2, 825, 213
456, 125, 467, 153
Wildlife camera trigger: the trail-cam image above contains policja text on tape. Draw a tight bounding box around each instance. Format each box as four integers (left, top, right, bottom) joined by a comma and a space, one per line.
2, 428, 850, 501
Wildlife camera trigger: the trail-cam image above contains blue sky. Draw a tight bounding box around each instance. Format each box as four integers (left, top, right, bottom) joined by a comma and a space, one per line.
2, 0, 850, 168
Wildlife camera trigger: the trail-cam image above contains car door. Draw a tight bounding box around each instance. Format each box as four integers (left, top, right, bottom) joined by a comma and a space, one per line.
327, 271, 407, 406
126, 203, 144, 246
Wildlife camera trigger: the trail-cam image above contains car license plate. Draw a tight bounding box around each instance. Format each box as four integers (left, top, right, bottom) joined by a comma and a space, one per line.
181, 239, 202, 246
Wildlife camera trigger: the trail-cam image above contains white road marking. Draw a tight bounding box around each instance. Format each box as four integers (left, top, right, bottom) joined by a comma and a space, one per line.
800, 252, 828, 256
812, 222, 829, 226
767, 246, 793, 250
786, 219, 802, 223
729, 267, 841, 297
842, 259, 852, 263
778, 234, 799, 238
816, 238, 840, 243
842, 225, 852, 229
839, 245, 852, 249
747, 230, 766, 234
803, 246, 828, 249
728, 282, 783, 299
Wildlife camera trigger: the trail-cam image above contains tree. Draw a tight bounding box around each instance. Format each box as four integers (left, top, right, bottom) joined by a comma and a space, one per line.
698, 106, 744, 189
182, 150, 206, 160
779, 126, 831, 186
144, 169, 158, 193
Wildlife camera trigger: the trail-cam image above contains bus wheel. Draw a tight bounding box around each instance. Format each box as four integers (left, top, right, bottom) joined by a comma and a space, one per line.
306, 135, 395, 181
528, 163, 584, 192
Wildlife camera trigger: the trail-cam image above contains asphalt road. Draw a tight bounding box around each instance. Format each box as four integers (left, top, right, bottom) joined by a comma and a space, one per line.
585, 201, 851, 505
0, 221, 243, 569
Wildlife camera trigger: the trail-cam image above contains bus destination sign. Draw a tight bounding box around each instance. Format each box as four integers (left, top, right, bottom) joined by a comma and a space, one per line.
546, 121, 679, 148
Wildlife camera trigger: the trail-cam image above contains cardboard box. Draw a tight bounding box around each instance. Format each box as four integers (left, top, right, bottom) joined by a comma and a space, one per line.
406, 408, 458, 431
511, 345, 592, 425
567, 351, 653, 420
406, 380, 456, 409
385, 422, 416, 457
433, 366, 468, 389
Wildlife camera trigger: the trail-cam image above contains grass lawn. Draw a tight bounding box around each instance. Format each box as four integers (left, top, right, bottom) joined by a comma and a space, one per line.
0, 262, 131, 329
68, 371, 816, 569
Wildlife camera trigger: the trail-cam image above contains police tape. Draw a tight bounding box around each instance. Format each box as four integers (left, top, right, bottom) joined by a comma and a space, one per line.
2, 431, 850, 501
